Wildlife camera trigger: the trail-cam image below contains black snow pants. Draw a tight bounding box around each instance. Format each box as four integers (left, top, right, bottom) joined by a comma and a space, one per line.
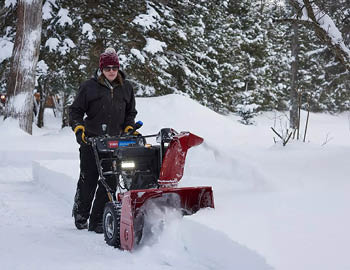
73, 144, 116, 227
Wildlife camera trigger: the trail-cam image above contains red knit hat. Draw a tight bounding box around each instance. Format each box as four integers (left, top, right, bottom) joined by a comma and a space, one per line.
99, 47, 120, 70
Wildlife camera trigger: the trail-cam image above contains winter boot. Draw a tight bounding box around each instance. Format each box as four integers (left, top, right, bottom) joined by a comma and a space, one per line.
88, 222, 103, 234
75, 218, 88, 230
73, 211, 88, 230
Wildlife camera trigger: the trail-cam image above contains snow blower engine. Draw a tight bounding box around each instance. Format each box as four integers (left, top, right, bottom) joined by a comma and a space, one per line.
87, 121, 214, 250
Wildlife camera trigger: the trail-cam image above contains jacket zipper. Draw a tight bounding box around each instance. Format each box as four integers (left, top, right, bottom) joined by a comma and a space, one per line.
110, 86, 113, 99
110, 86, 114, 134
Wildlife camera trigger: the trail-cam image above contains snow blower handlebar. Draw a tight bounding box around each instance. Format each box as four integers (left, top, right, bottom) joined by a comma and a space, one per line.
84, 120, 145, 202
85, 121, 150, 146
86, 136, 116, 202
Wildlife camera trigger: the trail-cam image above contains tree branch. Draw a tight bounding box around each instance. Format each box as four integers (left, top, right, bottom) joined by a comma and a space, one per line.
284, 0, 350, 72
280, 0, 350, 71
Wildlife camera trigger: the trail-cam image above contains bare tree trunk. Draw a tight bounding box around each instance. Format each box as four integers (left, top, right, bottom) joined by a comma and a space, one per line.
5, 0, 42, 135
36, 80, 47, 128
290, 21, 299, 129
88, 38, 104, 76
61, 92, 70, 128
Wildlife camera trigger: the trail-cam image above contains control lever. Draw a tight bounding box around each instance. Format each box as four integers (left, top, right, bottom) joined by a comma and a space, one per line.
126, 121, 143, 135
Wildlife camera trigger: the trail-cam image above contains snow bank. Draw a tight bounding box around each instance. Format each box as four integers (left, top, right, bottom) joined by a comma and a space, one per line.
32, 159, 78, 203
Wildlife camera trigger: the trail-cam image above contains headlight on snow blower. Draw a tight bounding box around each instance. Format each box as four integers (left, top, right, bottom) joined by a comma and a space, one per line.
121, 161, 135, 170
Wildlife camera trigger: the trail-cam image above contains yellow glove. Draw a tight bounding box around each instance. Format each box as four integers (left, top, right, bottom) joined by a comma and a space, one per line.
124, 125, 140, 135
74, 125, 87, 144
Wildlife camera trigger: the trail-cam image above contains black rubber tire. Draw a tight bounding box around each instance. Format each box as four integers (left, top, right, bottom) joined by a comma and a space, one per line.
103, 202, 122, 248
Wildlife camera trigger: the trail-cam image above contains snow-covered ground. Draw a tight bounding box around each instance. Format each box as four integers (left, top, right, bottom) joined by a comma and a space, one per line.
1, 94, 349, 270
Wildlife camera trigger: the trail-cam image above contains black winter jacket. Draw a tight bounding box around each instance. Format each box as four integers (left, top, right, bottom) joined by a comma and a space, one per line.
69, 70, 137, 136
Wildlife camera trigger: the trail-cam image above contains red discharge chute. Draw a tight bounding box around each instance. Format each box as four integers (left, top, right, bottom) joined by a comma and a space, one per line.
158, 132, 204, 187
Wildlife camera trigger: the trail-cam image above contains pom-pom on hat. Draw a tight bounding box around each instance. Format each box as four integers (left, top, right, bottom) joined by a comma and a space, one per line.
99, 47, 120, 71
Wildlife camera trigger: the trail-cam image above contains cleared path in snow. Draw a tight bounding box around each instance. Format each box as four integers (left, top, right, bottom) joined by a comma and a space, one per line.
0, 158, 272, 270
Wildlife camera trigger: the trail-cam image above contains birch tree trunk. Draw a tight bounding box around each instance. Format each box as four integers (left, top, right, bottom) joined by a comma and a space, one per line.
5, 0, 43, 135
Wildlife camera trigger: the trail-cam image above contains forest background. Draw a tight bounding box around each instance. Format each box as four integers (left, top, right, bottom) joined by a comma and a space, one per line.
0, 0, 349, 129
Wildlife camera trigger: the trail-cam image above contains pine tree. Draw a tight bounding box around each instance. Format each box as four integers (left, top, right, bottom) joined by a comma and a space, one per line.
0, 1, 16, 96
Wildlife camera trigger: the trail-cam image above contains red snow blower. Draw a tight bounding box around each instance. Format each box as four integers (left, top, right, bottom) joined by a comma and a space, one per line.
87, 121, 214, 250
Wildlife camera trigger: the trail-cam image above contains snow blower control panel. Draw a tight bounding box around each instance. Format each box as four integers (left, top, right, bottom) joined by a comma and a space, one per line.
96, 137, 144, 153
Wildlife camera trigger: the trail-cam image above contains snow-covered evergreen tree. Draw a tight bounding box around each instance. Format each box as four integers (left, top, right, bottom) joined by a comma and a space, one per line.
1, 0, 349, 125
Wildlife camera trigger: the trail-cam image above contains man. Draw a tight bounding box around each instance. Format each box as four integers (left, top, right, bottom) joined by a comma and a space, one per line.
69, 47, 137, 233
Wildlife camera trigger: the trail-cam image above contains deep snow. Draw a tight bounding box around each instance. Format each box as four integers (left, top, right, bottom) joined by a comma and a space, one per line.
1, 94, 350, 270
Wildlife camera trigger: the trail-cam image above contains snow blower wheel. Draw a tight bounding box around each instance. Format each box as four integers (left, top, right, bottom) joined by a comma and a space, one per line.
103, 202, 121, 248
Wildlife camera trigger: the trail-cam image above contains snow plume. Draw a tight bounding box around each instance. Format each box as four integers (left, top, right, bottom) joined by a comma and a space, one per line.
294, 0, 350, 61
136, 195, 182, 248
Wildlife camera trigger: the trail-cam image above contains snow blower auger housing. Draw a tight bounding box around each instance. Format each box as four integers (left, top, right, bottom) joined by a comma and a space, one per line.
87, 122, 214, 250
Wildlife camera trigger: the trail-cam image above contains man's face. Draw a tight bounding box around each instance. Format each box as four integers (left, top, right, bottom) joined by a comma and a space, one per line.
102, 65, 118, 82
